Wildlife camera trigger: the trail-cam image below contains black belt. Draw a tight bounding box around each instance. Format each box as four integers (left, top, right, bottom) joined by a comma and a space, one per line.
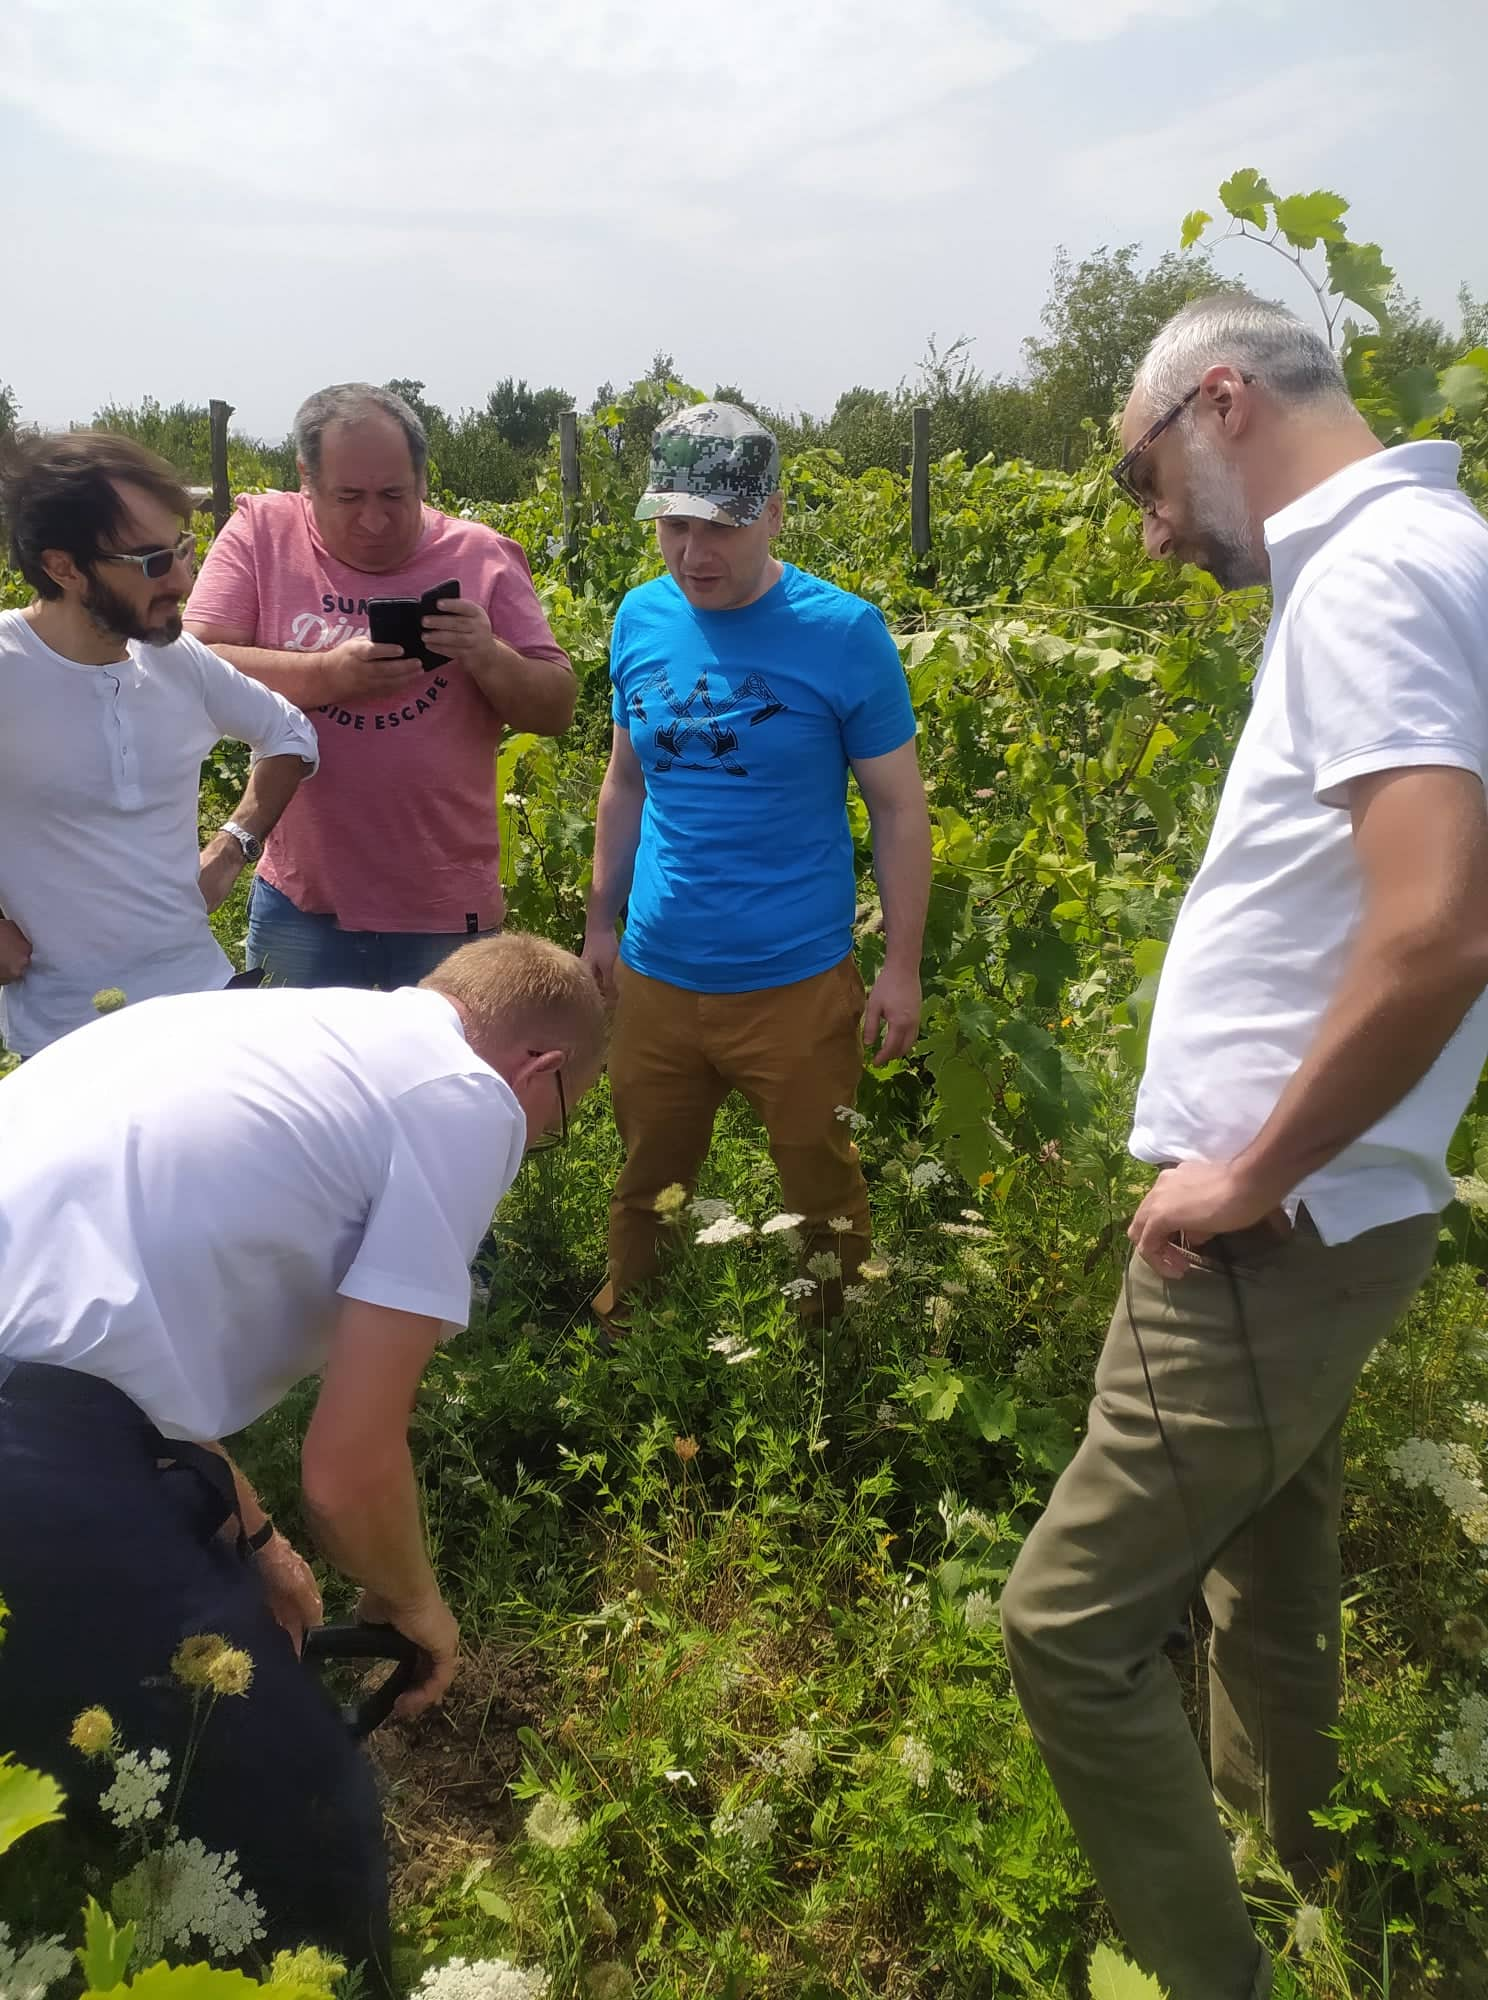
0, 1358, 248, 1549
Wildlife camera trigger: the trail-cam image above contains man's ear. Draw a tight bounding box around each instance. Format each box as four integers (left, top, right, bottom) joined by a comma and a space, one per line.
508, 1046, 564, 1092
39, 547, 85, 594
1199, 363, 1254, 437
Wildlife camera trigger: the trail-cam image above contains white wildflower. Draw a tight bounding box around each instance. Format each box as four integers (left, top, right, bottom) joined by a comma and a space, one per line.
1433, 1687, 1488, 1799
1464, 1401, 1488, 1428
414, 1957, 552, 2000
663, 1768, 696, 1786
843, 1284, 869, 1305
875, 1400, 898, 1425
99, 1746, 171, 1831
709, 1332, 760, 1364
711, 1799, 777, 1852
858, 1256, 892, 1281
695, 1214, 753, 1247
806, 1251, 842, 1281
754, 1727, 816, 1781
909, 1159, 950, 1192
526, 1792, 584, 1849
781, 1277, 818, 1301
926, 1296, 953, 1334
760, 1211, 806, 1235
687, 1196, 734, 1225
1292, 1903, 1325, 1960
826, 1216, 854, 1233
0, 1923, 71, 2000
896, 1733, 933, 1790
938, 1221, 993, 1239
112, 1838, 266, 1959
941, 1278, 968, 1297
963, 1588, 997, 1632
1386, 1436, 1488, 1542
1231, 1832, 1263, 1884
833, 1104, 867, 1132
502, 792, 526, 809
939, 1494, 997, 1542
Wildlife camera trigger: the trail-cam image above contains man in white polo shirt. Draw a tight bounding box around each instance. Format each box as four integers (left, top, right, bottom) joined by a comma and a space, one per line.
1000, 295, 1488, 2000
0, 933, 606, 1980
0, 431, 316, 1056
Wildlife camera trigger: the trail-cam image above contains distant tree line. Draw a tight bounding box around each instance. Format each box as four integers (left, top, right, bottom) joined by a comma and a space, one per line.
3, 248, 1483, 504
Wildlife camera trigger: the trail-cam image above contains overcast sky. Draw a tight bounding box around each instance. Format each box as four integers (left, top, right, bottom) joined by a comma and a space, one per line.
4, 0, 1482, 440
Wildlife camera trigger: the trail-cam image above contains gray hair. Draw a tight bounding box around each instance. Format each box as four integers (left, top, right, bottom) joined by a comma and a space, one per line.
1131, 293, 1352, 420
293, 383, 428, 482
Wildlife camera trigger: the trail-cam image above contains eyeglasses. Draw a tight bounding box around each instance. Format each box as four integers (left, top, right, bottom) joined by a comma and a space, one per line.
524, 1065, 569, 1154
1111, 385, 1200, 507
97, 531, 197, 581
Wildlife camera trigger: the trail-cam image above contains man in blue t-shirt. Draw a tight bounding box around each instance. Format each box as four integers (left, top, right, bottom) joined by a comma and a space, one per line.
581, 403, 931, 1322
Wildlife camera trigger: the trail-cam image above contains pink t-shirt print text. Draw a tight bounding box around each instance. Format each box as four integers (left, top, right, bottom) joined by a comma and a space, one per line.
186, 492, 569, 935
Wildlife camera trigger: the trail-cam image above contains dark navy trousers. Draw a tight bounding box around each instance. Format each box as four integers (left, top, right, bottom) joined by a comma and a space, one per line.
0, 1360, 390, 1980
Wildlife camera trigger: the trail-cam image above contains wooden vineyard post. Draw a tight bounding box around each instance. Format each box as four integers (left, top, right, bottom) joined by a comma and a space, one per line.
910, 405, 931, 562
209, 399, 234, 533
559, 409, 581, 585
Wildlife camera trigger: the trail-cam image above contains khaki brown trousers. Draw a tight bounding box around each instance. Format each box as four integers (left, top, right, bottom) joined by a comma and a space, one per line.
1000, 1209, 1438, 2000
594, 957, 872, 1323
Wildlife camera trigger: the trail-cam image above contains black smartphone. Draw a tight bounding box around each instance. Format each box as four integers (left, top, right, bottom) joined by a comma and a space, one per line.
366, 578, 460, 671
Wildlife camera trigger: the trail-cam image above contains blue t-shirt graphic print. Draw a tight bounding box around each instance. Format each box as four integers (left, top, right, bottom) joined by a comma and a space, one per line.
609, 563, 916, 993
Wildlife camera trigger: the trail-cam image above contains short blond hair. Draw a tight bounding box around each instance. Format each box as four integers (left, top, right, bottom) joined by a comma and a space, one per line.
422, 932, 607, 1070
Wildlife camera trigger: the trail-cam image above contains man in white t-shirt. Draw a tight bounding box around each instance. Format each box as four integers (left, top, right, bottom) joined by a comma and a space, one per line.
0, 933, 606, 1979
0, 430, 318, 1055
1000, 296, 1488, 2000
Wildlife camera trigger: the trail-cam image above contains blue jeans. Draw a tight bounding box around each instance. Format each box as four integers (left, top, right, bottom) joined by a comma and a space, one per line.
0, 1360, 389, 1977
246, 876, 490, 989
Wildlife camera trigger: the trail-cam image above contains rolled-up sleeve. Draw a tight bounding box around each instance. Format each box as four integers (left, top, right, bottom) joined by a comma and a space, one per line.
187, 638, 319, 771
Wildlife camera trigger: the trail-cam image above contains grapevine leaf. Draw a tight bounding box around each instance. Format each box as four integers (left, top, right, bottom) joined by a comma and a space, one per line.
0, 1752, 64, 1855
1132, 776, 1177, 841
1325, 240, 1395, 325
1088, 1942, 1166, 2000
1440, 352, 1488, 416
959, 1377, 1019, 1443
1179, 209, 1211, 249
997, 1017, 1067, 1136
1272, 189, 1349, 248
78, 1899, 136, 1991
1217, 169, 1275, 228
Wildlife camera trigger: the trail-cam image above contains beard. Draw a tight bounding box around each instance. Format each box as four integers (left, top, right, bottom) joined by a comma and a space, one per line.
1180, 435, 1268, 590
82, 569, 183, 646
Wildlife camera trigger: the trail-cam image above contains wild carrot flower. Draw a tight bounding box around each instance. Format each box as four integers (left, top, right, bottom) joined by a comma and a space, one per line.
963, 1589, 997, 1632
1446, 1612, 1488, 1659
526, 1792, 584, 1850
653, 1184, 688, 1218
413, 1957, 550, 2000
760, 1212, 806, 1235
709, 1333, 759, 1363
826, 1215, 853, 1233
695, 1214, 752, 1247
806, 1251, 841, 1281
100, 1747, 171, 1830
673, 1435, 699, 1461
896, 1733, 933, 1790
687, 1197, 734, 1225
0, 1922, 71, 2000
1292, 1904, 1325, 1959
857, 1257, 892, 1281
711, 1799, 776, 1851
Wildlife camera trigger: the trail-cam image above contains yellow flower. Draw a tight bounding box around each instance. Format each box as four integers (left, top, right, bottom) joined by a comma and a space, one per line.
70, 1707, 116, 1757
857, 1257, 892, 1282
171, 1633, 227, 1688
653, 1183, 688, 1218
205, 1646, 255, 1697
92, 987, 127, 1015
268, 1948, 347, 1992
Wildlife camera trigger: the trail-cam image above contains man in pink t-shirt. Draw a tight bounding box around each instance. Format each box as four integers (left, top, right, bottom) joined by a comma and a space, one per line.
185, 383, 574, 987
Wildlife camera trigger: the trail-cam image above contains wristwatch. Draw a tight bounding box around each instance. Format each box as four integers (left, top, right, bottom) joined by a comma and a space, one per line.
221, 820, 263, 864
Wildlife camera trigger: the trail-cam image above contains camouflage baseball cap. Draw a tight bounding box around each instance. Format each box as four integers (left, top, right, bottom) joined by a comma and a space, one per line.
635, 402, 781, 526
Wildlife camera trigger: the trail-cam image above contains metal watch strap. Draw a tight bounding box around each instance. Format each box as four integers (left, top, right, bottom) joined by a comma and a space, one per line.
222, 820, 262, 862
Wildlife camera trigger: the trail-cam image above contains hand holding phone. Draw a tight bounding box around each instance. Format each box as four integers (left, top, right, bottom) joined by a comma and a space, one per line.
366, 578, 460, 671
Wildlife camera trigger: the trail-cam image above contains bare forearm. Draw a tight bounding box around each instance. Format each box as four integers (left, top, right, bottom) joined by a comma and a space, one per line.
230, 753, 304, 840
1237, 928, 1488, 1202
870, 802, 932, 973
585, 774, 645, 932
302, 1442, 438, 1609
465, 641, 576, 736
